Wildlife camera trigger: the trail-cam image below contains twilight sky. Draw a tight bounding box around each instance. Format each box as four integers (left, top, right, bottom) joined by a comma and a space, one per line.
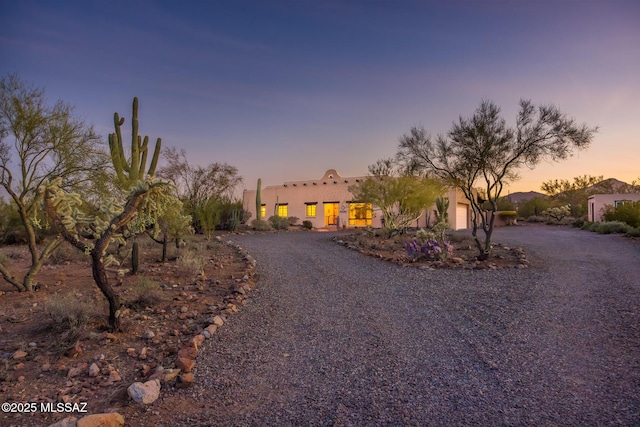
1, 0, 639, 196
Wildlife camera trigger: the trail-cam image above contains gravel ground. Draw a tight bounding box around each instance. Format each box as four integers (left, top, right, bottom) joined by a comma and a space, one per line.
168, 225, 640, 426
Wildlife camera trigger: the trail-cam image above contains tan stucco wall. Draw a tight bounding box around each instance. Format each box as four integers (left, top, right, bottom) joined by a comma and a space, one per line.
242, 169, 472, 230
587, 193, 640, 222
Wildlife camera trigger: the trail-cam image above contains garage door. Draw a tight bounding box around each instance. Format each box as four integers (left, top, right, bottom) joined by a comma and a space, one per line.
455, 204, 468, 230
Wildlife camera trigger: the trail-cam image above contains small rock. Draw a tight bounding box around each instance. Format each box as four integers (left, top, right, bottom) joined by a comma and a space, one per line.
64, 342, 83, 358
13, 363, 25, 370
126, 348, 137, 358
178, 346, 197, 359
28, 342, 37, 348
88, 363, 100, 377
77, 412, 125, 427
139, 347, 148, 360
212, 315, 224, 327
68, 362, 88, 378
163, 368, 181, 383
108, 370, 122, 382
176, 357, 195, 373
127, 379, 161, 404
143, 331, 155, 339
12, 350, 28, 359
176, 372, 194, 388
202, 330, 211, 339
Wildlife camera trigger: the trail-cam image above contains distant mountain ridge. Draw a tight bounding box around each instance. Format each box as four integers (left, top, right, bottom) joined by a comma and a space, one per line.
503, 178, 638, 203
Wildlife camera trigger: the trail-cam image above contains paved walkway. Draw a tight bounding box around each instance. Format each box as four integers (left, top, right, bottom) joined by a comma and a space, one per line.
174, 226, 640, 426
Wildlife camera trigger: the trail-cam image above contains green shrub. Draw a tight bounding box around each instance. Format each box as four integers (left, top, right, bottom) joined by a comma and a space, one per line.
592, 221, 633, 234
269, 215, 291, 230
498, 211, 518, 225
302, 220, 313, 230
251, 219, 271, 231
542, 205, 571, 222
603, 200, 640, 228
626, 227, 640, 237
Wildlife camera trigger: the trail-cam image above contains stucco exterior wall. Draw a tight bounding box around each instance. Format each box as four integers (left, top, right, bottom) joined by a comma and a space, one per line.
242, 169, 472, 230
587, 193, 640, 222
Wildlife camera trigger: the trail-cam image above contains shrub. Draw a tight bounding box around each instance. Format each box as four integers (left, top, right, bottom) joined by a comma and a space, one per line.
542, 205, 571, 222
251, 219, 271, 231
592, 221, 633, 234
128, 277, 162, 309
46, 293, 100, 332
406, 239, 453, 261
302, 220, 313, 230
177, 245, 207, 277
603, 201, 640, 228
626, 227, 640, 237
268, 215, 294, 230
498, 211, 518, 225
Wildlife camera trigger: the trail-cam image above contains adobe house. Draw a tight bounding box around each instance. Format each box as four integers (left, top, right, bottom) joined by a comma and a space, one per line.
587, 193, 640, 222
242, 169, 472, 230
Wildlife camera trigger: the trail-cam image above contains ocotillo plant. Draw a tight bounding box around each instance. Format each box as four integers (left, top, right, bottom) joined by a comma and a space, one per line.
108, 97, 162, 188
256, 178, 262, 220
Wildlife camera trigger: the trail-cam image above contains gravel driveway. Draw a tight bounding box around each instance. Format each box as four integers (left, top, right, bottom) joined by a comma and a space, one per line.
172, 225, 640, 426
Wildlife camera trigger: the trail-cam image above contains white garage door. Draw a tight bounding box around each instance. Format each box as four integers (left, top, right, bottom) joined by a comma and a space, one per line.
455, 204, 468, 230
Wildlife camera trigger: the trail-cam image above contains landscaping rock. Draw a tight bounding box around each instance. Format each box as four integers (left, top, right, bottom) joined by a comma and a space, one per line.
127, 378, 161, 404
176, 372, 195, 388
77, 412, 125, 427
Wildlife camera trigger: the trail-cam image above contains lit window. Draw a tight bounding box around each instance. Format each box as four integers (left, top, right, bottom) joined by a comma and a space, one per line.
305, 203, 317, 217
260, 205, 266, 218
349, 203, 372, 226
277, 205, 288, 217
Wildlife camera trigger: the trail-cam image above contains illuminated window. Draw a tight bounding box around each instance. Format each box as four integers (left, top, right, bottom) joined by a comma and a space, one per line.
260, 204, 266, 218
349, 203, 372, 226
305, 203, 317, 217
277, 204, 288, 217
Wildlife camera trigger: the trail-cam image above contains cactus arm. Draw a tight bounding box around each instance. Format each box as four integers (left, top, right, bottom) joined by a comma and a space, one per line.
147, 138, 161, 176
139, 136, 149, 178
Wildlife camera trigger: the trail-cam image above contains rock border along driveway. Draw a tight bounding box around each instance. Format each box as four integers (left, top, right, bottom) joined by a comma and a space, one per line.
166, 225, 640, 426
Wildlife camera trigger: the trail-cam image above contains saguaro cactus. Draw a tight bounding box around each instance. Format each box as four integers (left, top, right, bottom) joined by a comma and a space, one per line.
108, 97, 162, 188
256, 178, 262, 219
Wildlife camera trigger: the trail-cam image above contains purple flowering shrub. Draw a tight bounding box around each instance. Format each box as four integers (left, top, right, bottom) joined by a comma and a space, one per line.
405, 238, 453, 261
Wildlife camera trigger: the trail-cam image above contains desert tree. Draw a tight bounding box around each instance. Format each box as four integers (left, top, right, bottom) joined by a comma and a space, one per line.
349, 158, 445, 237
42, 97, 169, 331
398, 100, 597, 260
0, 73, 110, 291
157, 146, 242, 231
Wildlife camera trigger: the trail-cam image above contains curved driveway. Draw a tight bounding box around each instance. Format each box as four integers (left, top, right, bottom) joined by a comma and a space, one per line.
180, 226, 640, 426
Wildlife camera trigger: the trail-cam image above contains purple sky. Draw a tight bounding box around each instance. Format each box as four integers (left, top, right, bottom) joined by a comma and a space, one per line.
2, 0, 639, 196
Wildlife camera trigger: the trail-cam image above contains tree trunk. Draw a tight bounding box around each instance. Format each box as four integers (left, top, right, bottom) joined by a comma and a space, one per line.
91, 251, 121, 331
161, 235, 168, 262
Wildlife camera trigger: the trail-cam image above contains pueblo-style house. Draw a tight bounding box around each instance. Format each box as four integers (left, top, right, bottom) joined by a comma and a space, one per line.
242, 169, 472, 230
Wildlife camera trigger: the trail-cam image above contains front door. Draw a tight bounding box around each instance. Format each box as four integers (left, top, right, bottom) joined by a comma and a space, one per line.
324, 202, 339, 226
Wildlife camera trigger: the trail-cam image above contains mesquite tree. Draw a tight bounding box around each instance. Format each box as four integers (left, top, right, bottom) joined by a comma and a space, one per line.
42, 97, 168, 331
398, 100, 597, 260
